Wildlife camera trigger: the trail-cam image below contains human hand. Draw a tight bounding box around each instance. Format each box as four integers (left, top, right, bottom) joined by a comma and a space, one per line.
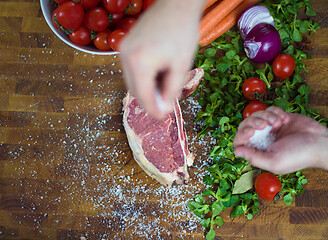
119, 0, 205, 119
233, 106, 328, 174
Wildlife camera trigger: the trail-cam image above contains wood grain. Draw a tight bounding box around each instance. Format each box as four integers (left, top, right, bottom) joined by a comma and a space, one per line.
0, 0, 328, 239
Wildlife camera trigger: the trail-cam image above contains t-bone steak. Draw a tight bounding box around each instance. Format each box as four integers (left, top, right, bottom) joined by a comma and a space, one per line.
122, 68, 204, 187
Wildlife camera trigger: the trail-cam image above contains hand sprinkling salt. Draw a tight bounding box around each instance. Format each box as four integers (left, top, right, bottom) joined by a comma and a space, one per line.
248, 125, 275, 150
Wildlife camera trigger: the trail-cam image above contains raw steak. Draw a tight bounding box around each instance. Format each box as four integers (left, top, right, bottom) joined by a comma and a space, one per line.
122, 68, 204, 187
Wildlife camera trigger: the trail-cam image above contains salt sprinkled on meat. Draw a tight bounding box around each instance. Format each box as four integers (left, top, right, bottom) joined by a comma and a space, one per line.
248, 125, 275, 150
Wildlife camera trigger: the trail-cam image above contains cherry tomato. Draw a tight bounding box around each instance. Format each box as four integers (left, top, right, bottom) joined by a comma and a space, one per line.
108, 29, 127, 51
242, 77, 266, 101
52, 7, 60, 29
272, 54, 296, 79
56, 1, 85, 30
81, 0, 101, 9
54, 0, 69, 5
93, 29, 112, 50
116, 17, 137, 31
242, 101, 267, 119
126, 0, 143, 15
143, 0, 155, 11
255, 172, 282, 201
69, 25, 92, 46
103, 0, 129, 13
84, 7, 109, 32
108, 12, 125, 28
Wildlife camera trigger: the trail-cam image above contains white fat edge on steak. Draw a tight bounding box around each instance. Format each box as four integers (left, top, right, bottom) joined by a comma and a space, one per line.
173, 99, 195, 167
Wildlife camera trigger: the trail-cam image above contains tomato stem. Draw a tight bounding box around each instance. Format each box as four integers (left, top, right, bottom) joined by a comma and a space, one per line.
273, 192, 283, 202
54, 16, 74, 35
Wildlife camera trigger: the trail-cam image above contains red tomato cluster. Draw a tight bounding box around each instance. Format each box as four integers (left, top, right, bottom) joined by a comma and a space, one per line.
52, 0, 156, 51
241, 54, 296, 119
242, 77, 267, 119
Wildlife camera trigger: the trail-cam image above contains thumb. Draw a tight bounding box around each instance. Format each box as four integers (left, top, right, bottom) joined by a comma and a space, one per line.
161, 66, 188, 106
130, 65, 167, 119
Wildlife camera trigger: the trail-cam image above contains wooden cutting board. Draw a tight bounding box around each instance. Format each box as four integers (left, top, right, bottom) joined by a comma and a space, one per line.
0, 0, 327, 239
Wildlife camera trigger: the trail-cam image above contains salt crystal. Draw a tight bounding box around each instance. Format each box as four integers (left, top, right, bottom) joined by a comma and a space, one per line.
248, 125, 275, 150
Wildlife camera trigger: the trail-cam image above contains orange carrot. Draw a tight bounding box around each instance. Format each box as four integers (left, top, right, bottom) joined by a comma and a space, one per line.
203, 0, 222, 17
203, 0, 219, 11
199, 0, 259, 47
199, 0, 245, 39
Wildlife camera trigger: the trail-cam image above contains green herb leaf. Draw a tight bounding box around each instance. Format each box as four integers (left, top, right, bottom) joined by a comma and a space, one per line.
214, 216, 224, 227
231, 205, 245, 218
306, 7, 316, 16
212, 201, 223, 217
200, 218, 211, 228
292, 28, 303, 42
206, 228, 216, 240
283, 193, 294, 205
247, 213, 253, 220
189, 2, 325, 239
204, 48, 217, 58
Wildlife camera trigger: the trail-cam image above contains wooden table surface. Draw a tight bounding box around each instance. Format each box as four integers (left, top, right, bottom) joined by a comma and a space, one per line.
0, 0, 328, 239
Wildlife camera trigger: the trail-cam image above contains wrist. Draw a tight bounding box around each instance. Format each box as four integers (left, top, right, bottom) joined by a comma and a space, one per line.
317, 129, 328, 171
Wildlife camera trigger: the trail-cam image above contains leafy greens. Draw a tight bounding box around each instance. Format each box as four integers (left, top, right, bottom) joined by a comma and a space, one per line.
189, 0, 327, 239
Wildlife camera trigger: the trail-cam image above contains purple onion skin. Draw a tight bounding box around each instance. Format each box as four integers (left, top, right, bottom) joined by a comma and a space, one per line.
244, 23, 281, 63
238, 5, 275, 40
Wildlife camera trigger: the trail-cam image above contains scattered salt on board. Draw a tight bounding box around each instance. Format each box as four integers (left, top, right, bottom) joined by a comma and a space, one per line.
248, 125, 275, 150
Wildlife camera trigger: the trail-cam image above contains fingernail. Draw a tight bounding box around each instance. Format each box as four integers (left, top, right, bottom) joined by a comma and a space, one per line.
155, 89, 167, 114
243, 126, 252, 134
255, 119, 262, 126
269, 116, 276, 124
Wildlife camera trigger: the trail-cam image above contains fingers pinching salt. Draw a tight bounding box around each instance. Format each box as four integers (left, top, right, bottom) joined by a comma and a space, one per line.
248, 125, 275, 151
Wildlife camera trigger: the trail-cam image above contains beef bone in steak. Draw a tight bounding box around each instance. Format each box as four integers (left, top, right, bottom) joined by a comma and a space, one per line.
122, 68, 204, 187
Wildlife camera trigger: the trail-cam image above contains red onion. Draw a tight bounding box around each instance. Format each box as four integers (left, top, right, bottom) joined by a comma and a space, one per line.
244, 23, 281, 63
238, 5, 275, 40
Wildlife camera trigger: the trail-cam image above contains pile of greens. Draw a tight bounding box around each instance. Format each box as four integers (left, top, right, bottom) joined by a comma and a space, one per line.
188, 0, 327, 239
